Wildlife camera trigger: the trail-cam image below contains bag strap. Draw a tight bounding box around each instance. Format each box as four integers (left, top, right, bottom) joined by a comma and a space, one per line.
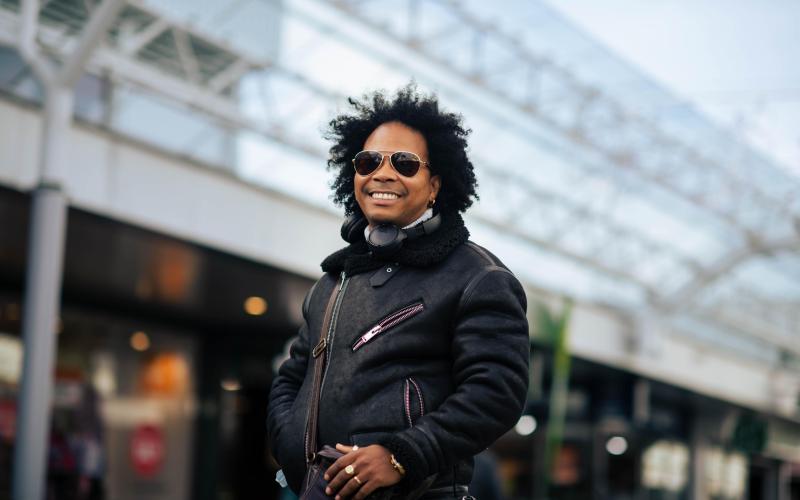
304, 274, 343, 464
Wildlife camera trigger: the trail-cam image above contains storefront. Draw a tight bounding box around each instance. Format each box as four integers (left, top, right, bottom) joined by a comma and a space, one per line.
489, 354, 800, 500
0, 186, 312, 499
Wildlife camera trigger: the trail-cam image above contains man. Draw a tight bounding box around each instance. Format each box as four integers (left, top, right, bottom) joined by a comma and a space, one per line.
268, 85, 530, 499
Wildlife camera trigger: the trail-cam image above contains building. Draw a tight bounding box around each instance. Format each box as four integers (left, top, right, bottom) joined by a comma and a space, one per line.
0, 0, 798, 499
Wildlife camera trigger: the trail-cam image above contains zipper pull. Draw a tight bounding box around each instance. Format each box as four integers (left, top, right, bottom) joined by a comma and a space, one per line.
313, 338, 327, 358
339, 271, 346, 290
353, 325, 382, 351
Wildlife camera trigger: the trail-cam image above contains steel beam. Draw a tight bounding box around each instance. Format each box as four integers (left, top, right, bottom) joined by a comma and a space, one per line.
655, 236, 800, 313
118, 17, 168, 55
56, 0, 127, 87
18, 0, 53, 81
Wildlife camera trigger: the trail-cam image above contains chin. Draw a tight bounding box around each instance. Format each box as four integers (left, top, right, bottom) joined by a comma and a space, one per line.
370, 217, 398, 227
367, 214, 403, 227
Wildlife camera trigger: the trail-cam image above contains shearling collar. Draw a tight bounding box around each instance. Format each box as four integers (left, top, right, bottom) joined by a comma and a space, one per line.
321, 211, 470, 276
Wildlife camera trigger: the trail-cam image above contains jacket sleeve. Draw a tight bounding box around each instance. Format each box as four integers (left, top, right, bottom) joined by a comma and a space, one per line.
267, 282, 316, 466
379, 268, 530, 487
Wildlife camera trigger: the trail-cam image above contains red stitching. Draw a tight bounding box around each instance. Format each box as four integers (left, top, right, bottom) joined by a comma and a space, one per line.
353, 303, 424, 351
404, 379, 413, 428
409, 378, 425, 416
382, 304, 424, 330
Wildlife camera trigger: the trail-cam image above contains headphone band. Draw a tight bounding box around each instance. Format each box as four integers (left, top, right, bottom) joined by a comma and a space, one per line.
340, 213, 442, 256
401, 213, 441, 239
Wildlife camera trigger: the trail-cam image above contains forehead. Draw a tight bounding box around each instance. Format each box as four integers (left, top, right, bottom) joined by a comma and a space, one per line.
363, 122, 428, 156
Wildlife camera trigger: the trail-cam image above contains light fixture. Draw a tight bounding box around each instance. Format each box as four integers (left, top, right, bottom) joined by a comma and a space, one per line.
91, 353, 117, 398
606, 436, 628, 455
221, 378, 241, 392
515, 415, 537, 436
130, 331, 150, 352
244, 296, 268, 316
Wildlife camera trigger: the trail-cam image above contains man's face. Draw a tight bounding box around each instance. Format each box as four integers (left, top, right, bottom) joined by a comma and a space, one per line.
354, 121, 441, 228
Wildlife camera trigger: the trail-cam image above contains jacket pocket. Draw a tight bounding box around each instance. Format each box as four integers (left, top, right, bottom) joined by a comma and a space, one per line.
352, 302, 424, 351
403, 377, 425, 428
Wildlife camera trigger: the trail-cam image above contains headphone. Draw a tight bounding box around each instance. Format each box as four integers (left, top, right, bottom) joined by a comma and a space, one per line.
340, 212, 442, 257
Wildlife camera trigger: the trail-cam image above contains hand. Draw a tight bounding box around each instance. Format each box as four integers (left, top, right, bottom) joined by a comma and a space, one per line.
324, 443, 404, 499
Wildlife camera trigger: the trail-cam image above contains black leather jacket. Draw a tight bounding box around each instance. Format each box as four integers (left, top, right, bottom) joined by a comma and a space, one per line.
268, 213, 529, 493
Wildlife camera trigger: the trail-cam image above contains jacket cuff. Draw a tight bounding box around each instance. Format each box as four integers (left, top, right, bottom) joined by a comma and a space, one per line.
378, 434, 427, 493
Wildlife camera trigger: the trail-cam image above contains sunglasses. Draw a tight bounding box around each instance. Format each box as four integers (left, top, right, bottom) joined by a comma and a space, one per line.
352, 150, 430, 177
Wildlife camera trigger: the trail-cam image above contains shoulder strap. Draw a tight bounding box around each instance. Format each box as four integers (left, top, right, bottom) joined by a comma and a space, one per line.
304, 275, 343, 464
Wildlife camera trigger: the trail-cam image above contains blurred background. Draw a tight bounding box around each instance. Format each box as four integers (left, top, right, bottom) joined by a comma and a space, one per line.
0, 0, 798, 499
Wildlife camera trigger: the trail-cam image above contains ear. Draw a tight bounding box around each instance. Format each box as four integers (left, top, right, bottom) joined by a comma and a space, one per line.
430, 175, 441, 199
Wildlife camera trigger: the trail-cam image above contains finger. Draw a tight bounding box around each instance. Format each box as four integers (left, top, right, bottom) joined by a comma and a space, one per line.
335, 475, 366, 500
336, 443, 356, 453
353, 478, 380, 500
326, 462, 359, 495
324, 453, 354, 482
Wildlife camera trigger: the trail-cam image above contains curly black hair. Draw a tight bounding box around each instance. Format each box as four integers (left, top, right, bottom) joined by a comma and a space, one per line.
326, 84, 478, 217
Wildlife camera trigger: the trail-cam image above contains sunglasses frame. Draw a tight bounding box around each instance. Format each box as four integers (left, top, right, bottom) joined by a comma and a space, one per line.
352, 150, 430, 177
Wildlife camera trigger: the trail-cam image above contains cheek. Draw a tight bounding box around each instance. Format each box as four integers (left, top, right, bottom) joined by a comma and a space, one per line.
353, 178, 364, 198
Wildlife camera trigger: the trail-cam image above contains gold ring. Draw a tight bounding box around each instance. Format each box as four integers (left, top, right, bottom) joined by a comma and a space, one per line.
352, 445, 359, 451
354, 475, 362, 485
345, 464, 355, 475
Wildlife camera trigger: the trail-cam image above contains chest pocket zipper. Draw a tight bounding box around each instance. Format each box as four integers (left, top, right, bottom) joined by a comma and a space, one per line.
351, 302, 424, 351
404, 377, 425, 428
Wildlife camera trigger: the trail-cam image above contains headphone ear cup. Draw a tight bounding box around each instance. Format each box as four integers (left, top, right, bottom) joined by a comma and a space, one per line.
341, 215, 368, 243
368, 224, 406, 257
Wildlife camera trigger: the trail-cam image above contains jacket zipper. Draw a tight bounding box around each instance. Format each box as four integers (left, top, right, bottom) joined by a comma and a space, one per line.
319, 271, 349, 396
352, 302, 425, 351
404, 377, 425, 428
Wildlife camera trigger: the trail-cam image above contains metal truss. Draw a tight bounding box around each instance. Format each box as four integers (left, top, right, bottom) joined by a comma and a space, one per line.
472, 157, 702, 297
0, 0, 331, 158
3, 0, 703, 300
2, 0, 798, 359
312, 0, 800, 236
285, 0, 800, 355
294, 2, 800, 240
690, 289, 800, 357
655, 235, 800, 312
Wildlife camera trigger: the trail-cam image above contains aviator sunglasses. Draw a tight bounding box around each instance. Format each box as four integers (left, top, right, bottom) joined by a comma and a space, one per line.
352, 150, 430, 177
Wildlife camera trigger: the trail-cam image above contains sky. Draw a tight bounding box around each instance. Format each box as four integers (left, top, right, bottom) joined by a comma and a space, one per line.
541, 0, 800, 177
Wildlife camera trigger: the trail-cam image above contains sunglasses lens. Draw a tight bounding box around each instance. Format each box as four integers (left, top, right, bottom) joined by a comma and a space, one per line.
391, 151, 421, 177
353, 151, 383, 175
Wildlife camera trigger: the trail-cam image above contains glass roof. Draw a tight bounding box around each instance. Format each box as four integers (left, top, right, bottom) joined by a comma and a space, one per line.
2, 0, 797, 365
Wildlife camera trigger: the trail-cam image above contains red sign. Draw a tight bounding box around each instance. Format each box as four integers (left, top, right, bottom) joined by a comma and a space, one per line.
130, 424, 164, 477
0, 400, 16, 442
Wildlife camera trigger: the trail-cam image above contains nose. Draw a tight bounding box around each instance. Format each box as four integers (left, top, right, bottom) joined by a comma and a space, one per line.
371, 154, 397, 181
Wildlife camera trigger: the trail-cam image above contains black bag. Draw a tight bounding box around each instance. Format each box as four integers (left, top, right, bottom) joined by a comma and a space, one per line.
299, 445, 343, 500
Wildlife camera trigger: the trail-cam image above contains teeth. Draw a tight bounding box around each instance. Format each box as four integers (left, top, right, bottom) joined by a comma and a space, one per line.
371, 192, 399, 200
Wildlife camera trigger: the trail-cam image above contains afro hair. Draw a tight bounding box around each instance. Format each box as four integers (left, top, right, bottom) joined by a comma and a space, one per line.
326, 84, 478, 217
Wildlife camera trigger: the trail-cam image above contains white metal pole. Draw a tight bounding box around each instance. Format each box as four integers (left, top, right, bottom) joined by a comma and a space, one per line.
12, 1, 126, 497
11, 86, 72, 500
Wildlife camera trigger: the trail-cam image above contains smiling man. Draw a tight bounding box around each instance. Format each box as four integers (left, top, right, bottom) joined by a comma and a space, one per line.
267, 85, 530, 499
